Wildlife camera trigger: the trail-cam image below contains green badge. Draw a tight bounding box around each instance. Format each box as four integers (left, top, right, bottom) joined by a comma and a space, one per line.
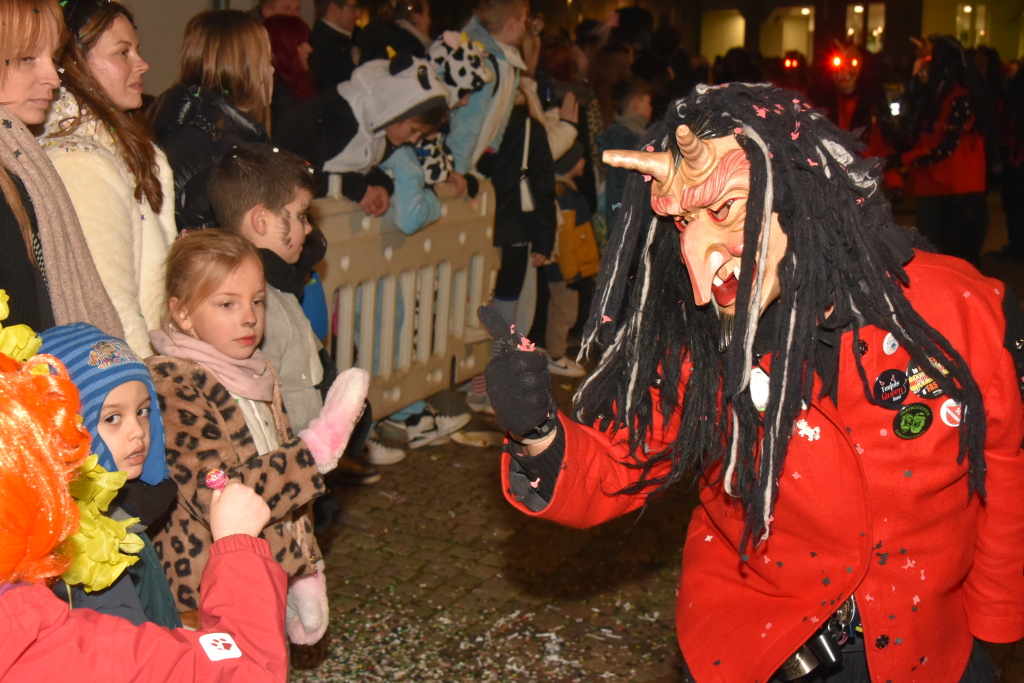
893, 403, 933, 440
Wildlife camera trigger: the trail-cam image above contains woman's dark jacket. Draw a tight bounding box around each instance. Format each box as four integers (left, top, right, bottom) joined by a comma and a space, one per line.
149, 84, 270, 230
0, 171, 53, 330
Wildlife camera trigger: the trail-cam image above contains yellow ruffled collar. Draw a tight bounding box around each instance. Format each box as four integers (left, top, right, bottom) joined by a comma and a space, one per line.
61, 455, 144, 593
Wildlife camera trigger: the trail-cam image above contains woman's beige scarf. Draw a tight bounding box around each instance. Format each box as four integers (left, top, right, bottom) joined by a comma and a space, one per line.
0, 103, 122, 336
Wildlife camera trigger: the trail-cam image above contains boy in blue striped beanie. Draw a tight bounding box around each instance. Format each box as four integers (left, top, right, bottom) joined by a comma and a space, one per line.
40, 323, 168, 485
40, 322, 180, 628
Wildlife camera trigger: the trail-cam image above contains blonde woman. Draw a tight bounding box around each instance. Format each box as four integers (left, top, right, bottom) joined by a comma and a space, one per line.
0, 0, 121, 336
41, 0, 176, 357
150, 10, 274, 231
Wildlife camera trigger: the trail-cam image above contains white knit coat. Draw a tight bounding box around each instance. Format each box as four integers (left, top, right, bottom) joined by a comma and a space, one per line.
40, 91, 176, 357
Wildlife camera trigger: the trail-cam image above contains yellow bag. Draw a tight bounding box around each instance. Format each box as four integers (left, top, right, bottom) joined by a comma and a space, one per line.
556, 208, 601, 281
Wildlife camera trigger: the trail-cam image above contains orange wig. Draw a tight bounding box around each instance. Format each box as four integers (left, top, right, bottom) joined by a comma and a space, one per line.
0, 353, 91, 585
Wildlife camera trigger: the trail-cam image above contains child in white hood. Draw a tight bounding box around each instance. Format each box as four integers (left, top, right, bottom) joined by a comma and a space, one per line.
274, 52, 449, 217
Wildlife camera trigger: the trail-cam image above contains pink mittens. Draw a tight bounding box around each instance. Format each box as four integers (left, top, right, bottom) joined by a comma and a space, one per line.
297, 367, 370, 474
286, 560, 328, 644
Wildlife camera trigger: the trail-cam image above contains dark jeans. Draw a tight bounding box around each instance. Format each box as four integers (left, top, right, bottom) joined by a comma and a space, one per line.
494, 244, 530, 300
681, 638, 996, 683
915, 193, 988, 267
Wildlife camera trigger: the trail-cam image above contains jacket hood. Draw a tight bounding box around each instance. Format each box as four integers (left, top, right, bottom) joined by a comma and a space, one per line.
325, 54, 448, 173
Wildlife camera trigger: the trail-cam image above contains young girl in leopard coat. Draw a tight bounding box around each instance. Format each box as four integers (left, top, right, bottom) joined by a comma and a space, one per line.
146, 230, 368, 644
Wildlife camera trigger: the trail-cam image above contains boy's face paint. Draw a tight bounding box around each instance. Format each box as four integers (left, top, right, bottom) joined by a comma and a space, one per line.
261, 188, 313, 265
172, 258, 267, 361
603, 126, 788, 318
97, 380, 151, 480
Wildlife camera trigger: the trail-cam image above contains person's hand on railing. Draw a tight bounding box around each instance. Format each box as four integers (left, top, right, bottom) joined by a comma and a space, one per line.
559, 92, 579, 125
448, 171, 468, 198
477, 306, 558, 452
359, 185, 390, 217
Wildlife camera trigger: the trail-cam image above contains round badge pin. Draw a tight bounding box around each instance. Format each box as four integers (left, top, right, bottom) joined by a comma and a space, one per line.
882, 332, 899, 355
905, 361, 944, 399
873, 368, 909, 409
939, 398, 962, 427
893, 403, 933, 440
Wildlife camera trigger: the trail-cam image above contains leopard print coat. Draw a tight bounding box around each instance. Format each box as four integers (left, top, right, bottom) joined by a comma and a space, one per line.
146, 356, 325, 612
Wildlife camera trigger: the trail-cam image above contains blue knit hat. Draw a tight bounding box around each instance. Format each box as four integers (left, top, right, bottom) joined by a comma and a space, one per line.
40, 323, 169, 486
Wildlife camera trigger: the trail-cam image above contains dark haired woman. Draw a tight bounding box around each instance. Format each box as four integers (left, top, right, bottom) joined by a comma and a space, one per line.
42, 0, 175, 357
149, 10, 273, 231
265, 14, 316, 132
0, 0, 121, 336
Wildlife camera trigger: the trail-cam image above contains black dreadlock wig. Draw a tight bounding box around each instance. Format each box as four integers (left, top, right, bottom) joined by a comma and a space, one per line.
575, 83, 986, 551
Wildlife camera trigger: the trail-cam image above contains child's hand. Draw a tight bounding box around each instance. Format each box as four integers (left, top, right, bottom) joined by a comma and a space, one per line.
209, 480, 271, 541
359, 185, 390, 217
448, 171, 468, 198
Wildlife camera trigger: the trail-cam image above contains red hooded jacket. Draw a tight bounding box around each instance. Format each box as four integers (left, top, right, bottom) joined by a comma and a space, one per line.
503, 251, 1024, 683
0, 534, 288, 682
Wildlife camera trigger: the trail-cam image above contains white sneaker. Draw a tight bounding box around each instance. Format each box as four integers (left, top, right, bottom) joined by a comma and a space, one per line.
465, 391, 495, 415
364, 439, 406, 465
547, 356, 586, 377
379, 414, 438, 448
432, 412, 472, 439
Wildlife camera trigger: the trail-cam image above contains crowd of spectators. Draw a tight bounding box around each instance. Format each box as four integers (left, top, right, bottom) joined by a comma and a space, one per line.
0, 0, 1022, 676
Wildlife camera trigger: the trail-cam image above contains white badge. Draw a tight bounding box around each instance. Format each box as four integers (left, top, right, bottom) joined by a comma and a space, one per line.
750, 367, 770, 412
199, 633, 243, 661
883, 332, 899, 355
940, 398, 962, 427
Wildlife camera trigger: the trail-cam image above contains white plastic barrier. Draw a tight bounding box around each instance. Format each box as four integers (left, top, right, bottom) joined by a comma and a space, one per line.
312, 182, 499, 417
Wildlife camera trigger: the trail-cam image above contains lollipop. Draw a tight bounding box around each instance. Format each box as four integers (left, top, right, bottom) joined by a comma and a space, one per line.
205, 468, 227, 490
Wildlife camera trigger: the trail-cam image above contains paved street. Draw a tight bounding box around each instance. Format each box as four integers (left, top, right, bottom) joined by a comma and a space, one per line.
291, 192, 1024, 682
292, 383, 695, 682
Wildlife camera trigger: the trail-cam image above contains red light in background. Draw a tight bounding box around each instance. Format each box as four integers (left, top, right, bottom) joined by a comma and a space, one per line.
852, 58, 859, 66
832, 56, 842, 67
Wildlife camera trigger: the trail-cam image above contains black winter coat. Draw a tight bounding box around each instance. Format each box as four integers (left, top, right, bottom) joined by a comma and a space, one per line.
477, 105, 556, 256
309, 20, 356, 91
149, 84, 270, 230
0, 171, 53, 330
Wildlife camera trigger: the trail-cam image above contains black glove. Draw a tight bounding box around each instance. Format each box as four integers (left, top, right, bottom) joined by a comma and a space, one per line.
477, 306, 557, 443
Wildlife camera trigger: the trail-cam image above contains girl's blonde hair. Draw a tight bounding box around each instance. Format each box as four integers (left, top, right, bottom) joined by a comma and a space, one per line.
0, 0, 65, 266
164, 229, 263, 329
177, 10, 274, 133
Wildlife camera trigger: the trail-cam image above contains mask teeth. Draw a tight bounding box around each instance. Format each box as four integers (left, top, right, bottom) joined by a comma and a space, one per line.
718, 312, 735, 353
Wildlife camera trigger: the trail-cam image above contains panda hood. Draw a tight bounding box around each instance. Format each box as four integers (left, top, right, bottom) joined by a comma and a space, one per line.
325, 53, 449, 174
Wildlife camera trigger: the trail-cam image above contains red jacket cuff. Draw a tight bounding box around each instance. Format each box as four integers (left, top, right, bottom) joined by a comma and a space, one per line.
967, 611, 1024, 644
209, 534, 272, 558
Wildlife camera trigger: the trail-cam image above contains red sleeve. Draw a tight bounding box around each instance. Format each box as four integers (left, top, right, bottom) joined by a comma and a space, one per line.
501, 393, 680, 528
14, 536, 289, 682
962, 343, 1024, 643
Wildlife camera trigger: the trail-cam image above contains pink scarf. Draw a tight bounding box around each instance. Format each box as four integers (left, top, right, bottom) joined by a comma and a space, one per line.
150, 327, 275, 402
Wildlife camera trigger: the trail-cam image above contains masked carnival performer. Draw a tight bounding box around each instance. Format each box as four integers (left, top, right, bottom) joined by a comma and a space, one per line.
480, 83, 1024, 683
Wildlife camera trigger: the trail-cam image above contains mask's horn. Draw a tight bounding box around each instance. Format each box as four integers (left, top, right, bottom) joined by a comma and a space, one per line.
602, 149, 672, 184
676, 125, 713, 176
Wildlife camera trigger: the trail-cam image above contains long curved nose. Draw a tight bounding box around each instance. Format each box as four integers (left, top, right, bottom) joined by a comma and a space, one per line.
679, 222, 730, 307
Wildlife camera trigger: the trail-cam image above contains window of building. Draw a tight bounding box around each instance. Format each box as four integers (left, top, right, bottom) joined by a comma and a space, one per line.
846, 3, 885, 52
956, 4, 989, 47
